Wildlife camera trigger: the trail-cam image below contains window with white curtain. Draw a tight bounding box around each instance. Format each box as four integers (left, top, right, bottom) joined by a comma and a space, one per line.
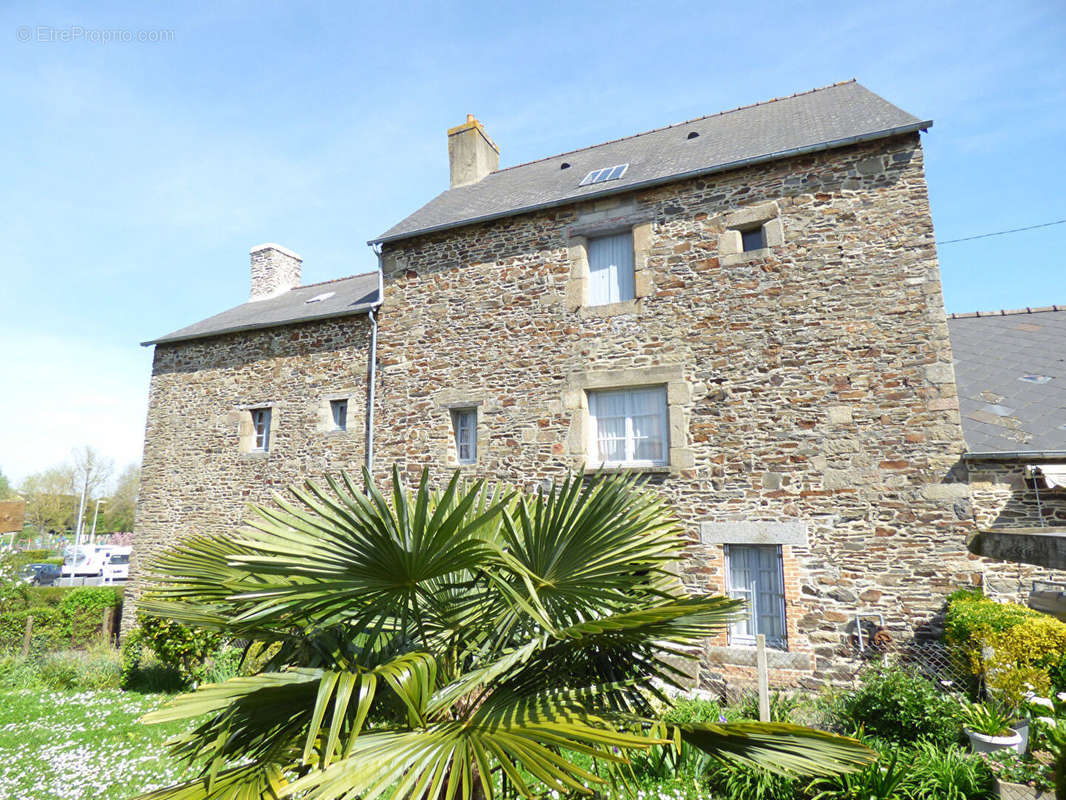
451, 408, 477, 464
587, 232, 634, 306
726, 544, 787, 649
588, 386, 667, 466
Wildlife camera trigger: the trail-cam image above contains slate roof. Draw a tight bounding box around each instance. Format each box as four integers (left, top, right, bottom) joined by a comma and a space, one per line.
373, 80, 930, 244
949, 306, 1066, 454
144, 272, 379, 346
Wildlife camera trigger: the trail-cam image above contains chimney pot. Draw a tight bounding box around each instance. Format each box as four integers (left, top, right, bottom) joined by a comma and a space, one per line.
447, 115, 499, 189
249, 243, 302, 300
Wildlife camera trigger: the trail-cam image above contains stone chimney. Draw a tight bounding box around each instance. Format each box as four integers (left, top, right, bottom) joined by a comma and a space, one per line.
249, 243, 302, 301
447, 114, 499, 188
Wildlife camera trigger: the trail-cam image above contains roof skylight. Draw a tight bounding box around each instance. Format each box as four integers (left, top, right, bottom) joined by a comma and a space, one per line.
305, 291, 336, 304
579, 164, 628, 187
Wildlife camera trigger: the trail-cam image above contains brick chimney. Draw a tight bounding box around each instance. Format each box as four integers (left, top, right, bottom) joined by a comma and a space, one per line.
249, 243, 302, 301
447, 114, 499, 188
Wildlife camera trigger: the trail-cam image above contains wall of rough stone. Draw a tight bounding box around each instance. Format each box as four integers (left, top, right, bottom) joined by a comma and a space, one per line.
122, 316, 372, 631
965, 458, 1066, 599
372, 133, 989, 686
969, 460, 1066, 530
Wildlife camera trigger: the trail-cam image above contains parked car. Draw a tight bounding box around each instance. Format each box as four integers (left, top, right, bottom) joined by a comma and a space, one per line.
20, 563, 63, 586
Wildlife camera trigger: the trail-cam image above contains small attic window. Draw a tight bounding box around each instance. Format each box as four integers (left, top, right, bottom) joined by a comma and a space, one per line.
560, 162, 571, 170
1020, 375, 1053, 384
305, 291, 335, 304
687, 131, 700, 139
580, 164, 628, 187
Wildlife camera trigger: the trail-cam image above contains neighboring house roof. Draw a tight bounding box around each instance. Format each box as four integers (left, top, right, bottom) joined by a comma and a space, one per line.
144, 272, 379, 346
949, 306, 1066, 454
373, 80, 930, 245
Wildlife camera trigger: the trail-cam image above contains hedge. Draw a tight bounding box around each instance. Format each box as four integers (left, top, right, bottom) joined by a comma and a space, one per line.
945, 588, 1066, 702
0, 586, 123, 653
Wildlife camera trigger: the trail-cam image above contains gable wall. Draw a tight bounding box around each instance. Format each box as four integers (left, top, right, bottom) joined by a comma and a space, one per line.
123, 316, 372, 629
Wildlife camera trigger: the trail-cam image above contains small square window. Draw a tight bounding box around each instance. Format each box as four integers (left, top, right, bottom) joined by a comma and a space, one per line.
740, 226, 766, 252
726, 544, 786, 649
330, 399, 348, 431
451, 408, 477, 465
588, 386, 668, 466
587, 232, 635, 306
251, 408, 272, 452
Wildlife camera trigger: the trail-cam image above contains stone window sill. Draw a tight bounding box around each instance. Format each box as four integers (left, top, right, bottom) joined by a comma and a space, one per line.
720, 248, 772, 267
240, 451, 270, 461
705, 645, 812, 671
578, 299, 642, 319
584, 464, 672, 476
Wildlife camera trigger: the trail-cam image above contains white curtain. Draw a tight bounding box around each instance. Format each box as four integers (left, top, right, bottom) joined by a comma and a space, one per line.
728, 545, 786, 647
590, 387, 666, 464
587, 233, 634, 305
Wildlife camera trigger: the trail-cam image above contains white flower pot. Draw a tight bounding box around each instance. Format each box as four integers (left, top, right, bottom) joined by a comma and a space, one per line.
1013, 719, 1030, 754
967, 726, 1022, 754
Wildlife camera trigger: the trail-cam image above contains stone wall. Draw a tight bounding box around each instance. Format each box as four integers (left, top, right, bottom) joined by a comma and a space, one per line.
372, 133, 986, 686
969, 459, 1066, 530
122, 316, 372, 631
966, 458, 1066, 600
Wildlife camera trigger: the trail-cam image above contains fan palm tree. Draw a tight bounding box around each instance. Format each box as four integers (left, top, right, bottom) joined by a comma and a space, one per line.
135, 467, 873, 800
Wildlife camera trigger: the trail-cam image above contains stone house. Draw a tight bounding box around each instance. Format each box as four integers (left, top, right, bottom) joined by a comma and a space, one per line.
127, 81, 1063, 687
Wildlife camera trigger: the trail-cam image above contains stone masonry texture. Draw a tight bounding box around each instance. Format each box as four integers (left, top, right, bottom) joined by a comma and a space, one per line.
126, 132, 1061, 685
122, 317, 371, 632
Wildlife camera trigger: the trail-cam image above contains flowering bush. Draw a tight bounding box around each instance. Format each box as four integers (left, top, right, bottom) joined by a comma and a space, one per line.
945, 589, 1066, 705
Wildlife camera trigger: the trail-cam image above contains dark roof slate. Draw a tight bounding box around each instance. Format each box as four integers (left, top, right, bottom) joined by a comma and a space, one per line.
948, 307, 1066, 454
373, 81, 929, 244
144, 272, 379, 346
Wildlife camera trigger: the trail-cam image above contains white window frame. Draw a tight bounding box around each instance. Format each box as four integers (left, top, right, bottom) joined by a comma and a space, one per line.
724, 544, 787, 649
586, 231, 635, 306
330, 399, 348, 431
251, 408, 272, 452
588, 386, 668, 467
451, 408, 478, 465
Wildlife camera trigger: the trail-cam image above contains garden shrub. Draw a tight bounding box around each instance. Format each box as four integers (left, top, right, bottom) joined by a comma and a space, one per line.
121, 612, 226, 688
833, 664, 963, 748
0, 607, 66, 652
946, 589, 1066, 702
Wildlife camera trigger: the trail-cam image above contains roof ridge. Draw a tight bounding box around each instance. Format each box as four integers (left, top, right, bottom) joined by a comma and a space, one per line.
489, 80, 859, 176
949, 304, 1065, 319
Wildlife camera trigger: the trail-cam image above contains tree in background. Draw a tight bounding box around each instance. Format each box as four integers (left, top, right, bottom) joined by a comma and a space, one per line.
0, 468, 15, 500
20, 466, 77, 534
101, 463, 140, 533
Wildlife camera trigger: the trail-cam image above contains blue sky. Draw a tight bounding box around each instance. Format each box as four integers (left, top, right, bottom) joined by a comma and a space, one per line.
1, 0, 1063, 485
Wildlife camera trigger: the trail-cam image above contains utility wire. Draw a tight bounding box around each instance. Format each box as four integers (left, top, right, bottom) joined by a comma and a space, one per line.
937, 218, 1066, 245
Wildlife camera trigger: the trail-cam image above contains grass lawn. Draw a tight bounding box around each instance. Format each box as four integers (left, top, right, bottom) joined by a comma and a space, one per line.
0, 689, 187, 800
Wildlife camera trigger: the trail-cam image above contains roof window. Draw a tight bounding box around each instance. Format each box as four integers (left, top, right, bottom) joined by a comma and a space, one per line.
305, 291, 336, 304
579, 164, 628, 187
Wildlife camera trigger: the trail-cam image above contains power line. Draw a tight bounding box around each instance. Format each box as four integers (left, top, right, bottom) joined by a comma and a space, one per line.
937, 218, 1066, 245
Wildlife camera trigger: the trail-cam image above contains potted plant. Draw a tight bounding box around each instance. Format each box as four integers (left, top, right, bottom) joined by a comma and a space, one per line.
962, 700, 1023, 754
985, 749, 1054, 799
